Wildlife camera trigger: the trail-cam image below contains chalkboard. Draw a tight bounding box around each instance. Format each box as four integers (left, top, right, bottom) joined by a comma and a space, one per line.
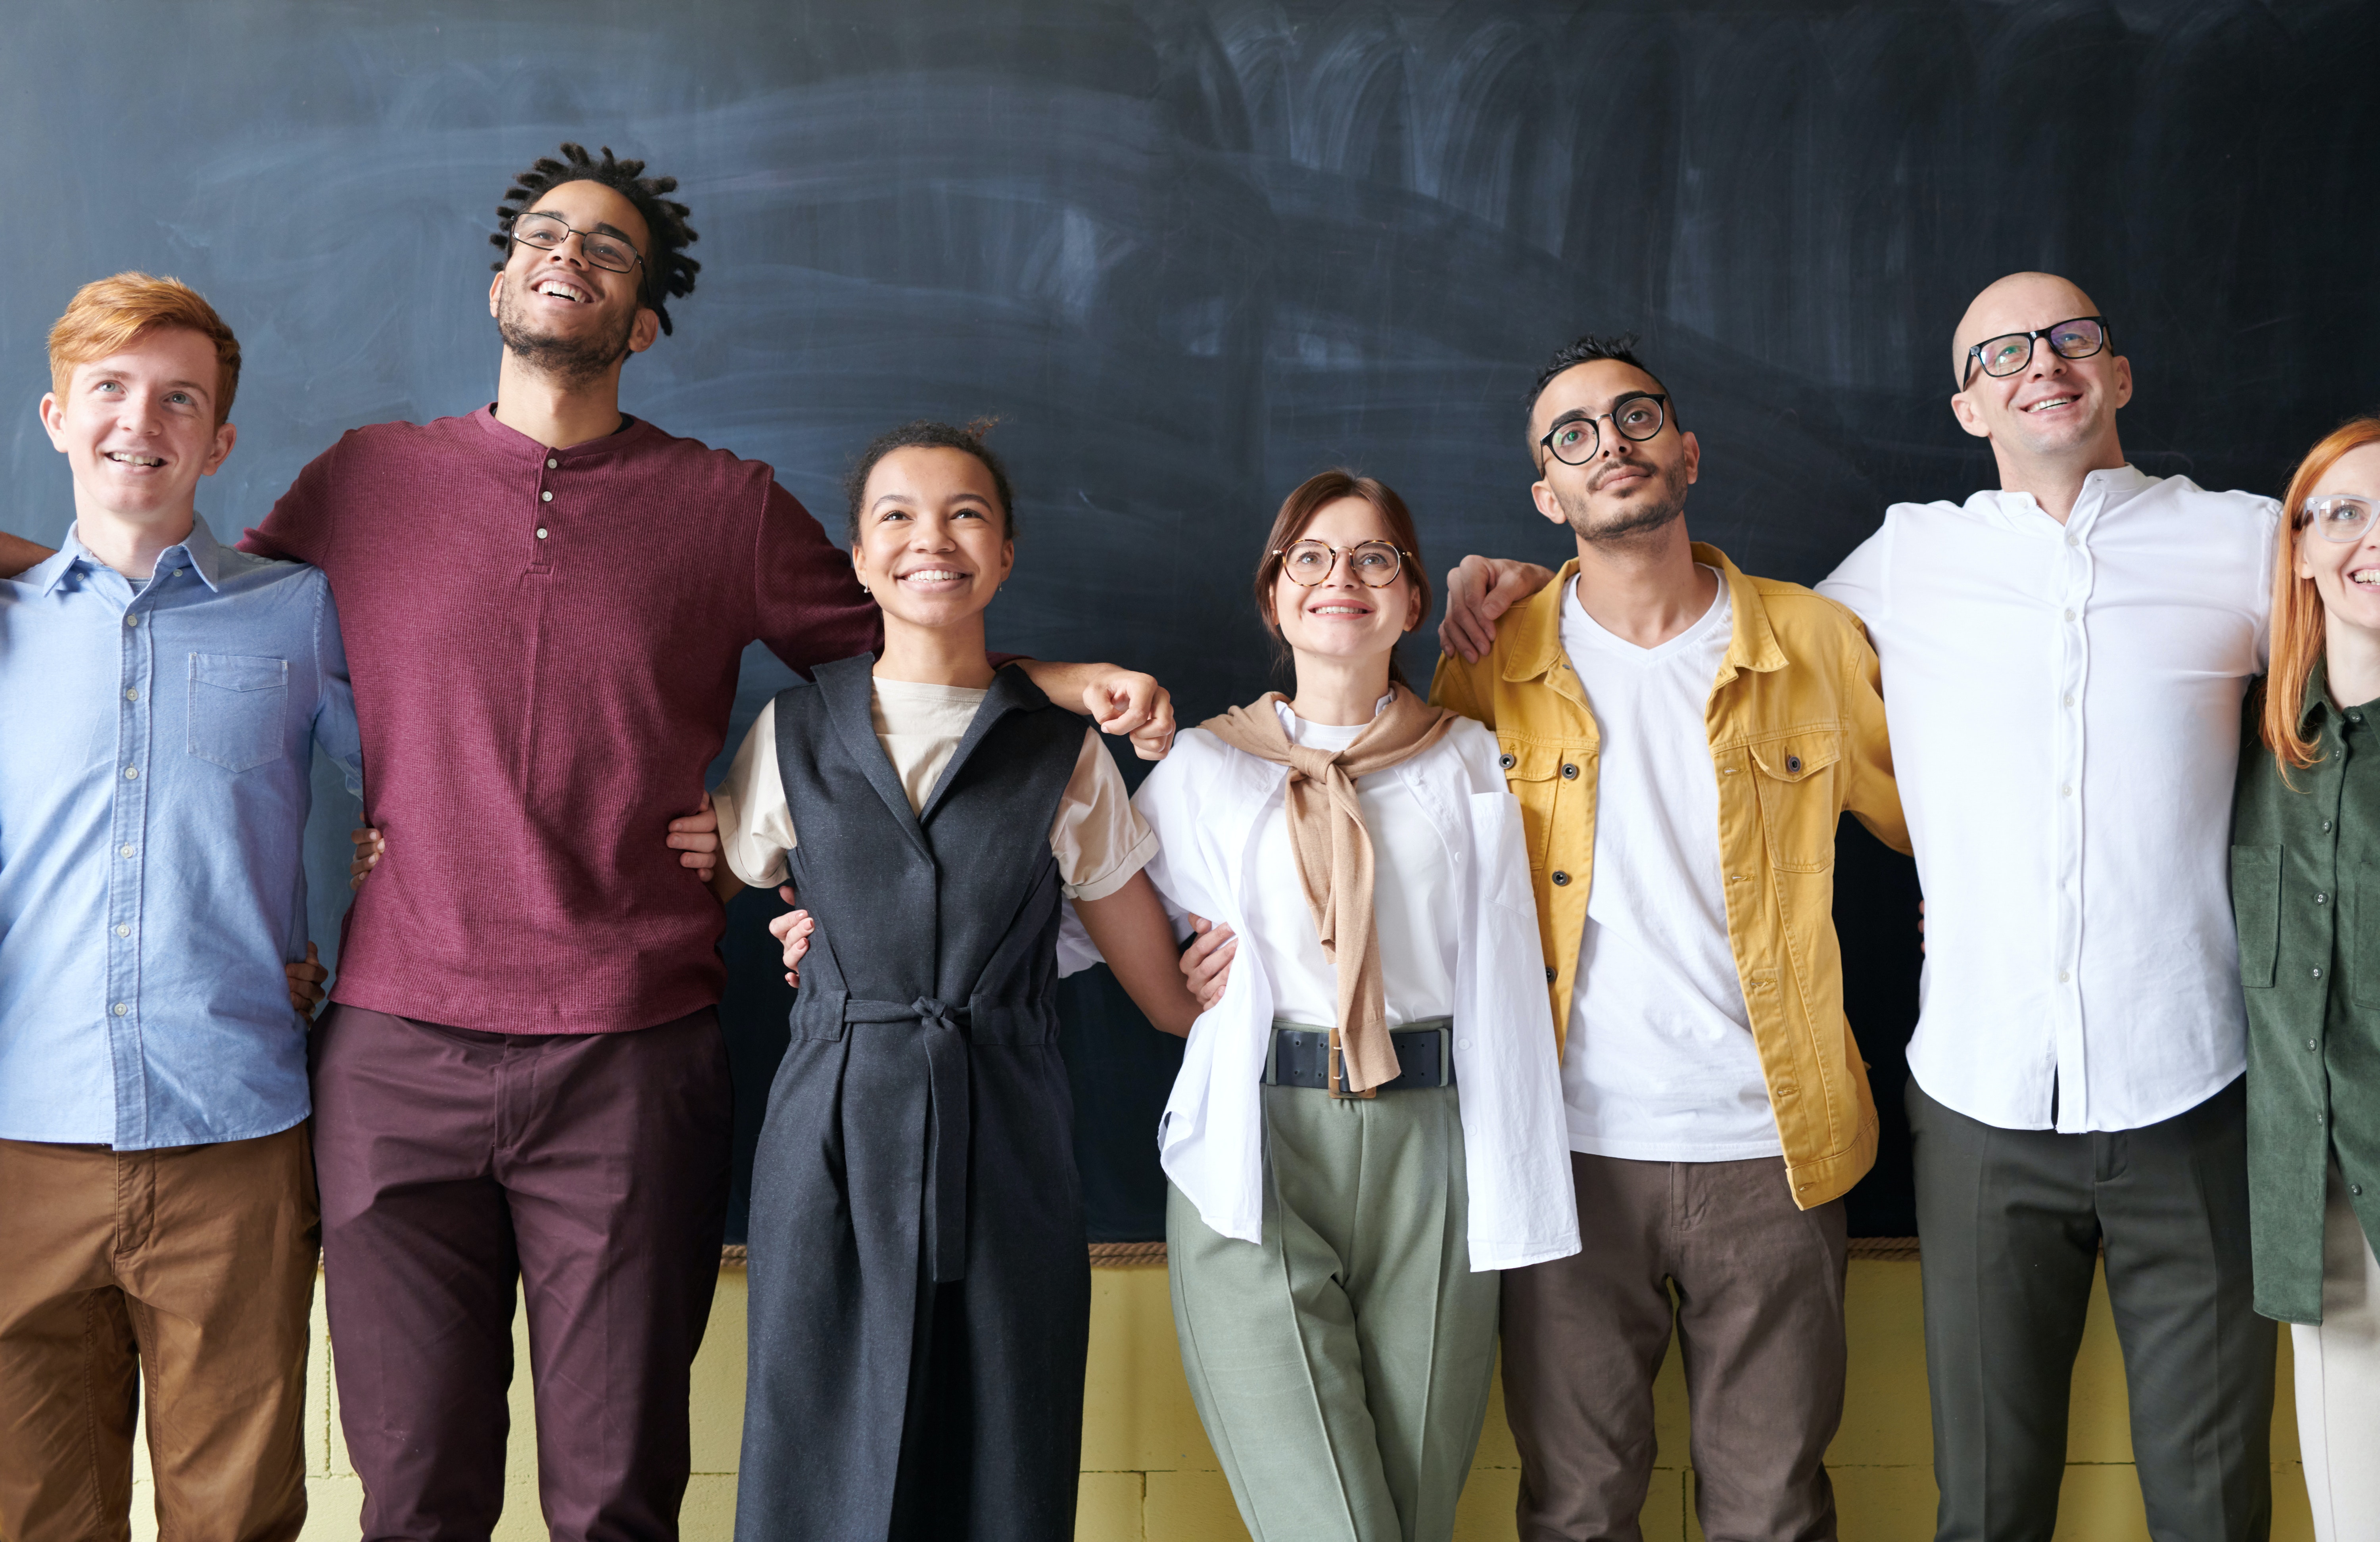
9, 0, 2377, 1242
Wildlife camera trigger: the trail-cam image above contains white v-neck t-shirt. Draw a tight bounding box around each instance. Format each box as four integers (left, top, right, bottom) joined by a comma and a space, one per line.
1559, 571, 1780, 1161
1240, 697, 1459, 1031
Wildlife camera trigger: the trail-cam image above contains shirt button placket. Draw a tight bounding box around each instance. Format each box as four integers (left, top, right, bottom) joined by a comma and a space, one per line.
2048, 515, 2094, 1126
109, 593, 153, 1148
533, 461, 557, 569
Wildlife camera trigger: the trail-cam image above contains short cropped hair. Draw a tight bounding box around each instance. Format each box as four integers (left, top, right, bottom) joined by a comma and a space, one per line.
842, 418, 1017, 543
47, 273, 242, 424
1523, 332, 1680, 446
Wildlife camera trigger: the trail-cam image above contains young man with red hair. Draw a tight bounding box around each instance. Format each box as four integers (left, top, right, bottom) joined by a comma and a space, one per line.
0, 273, 362, 1542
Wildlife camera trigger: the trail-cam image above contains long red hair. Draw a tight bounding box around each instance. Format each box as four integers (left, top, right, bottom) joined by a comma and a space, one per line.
2262, 416, 2380, 770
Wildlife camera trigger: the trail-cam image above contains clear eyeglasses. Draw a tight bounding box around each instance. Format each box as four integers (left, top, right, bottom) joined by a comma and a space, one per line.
1961, 317, 2109, 386
1539, 394, 1667, 466
2302, 495, 2378, 543
1274, 540, 1410, 587
508, 211, 646, 275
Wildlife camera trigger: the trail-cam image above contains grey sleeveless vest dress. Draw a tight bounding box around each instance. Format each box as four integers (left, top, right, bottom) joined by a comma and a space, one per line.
734, 656, 1092, 1542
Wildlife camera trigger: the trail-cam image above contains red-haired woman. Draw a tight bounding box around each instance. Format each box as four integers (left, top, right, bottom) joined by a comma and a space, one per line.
2232, 416, 2380, 1542
1123, 470, 1578, 1542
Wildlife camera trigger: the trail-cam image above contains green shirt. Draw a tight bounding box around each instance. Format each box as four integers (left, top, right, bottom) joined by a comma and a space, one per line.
2231, 662, 2380, 1323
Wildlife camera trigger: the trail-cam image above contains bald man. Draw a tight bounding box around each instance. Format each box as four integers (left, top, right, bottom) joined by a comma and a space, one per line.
1441, 277, 2279, 1541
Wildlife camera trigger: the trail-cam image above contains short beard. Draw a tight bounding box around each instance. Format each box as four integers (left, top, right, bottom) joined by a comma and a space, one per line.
495, 281, 636, 388
1555, 461, 1690, 547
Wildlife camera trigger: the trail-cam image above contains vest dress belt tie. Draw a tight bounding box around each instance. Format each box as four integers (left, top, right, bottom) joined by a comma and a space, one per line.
846, 997, 973, 1284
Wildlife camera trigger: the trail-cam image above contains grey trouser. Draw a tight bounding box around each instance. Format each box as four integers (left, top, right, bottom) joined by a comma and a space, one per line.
1167, 1083, 1498, 1542
1500, 1152, 1848, 1542
1908, 1078, 2275, 1542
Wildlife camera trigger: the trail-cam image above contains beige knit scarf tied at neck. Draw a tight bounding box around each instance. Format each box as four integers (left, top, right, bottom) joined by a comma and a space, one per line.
1200, 684, 1461, 1095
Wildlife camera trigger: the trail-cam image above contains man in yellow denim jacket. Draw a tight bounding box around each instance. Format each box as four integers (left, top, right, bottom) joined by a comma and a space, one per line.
1428, 336, 1906, 1542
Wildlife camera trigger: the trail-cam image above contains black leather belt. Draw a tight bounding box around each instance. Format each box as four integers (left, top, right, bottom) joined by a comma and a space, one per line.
1264, 1018, 1456, 1094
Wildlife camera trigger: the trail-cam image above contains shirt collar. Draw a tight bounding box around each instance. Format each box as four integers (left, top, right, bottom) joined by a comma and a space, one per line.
1503, 540, 1784, 686
38, 513, 226, 596
1972, 463, 2155, 532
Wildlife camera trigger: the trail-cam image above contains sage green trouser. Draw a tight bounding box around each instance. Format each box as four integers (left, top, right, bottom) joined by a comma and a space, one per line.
1167, 1083, 1499, 1542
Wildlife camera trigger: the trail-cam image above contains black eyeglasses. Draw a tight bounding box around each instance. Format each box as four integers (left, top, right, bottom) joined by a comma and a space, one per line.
1960, 317, 2110, 387
1273, 540, 1411, 588
1539, 394, 1667, 466
508, 211, 646, 276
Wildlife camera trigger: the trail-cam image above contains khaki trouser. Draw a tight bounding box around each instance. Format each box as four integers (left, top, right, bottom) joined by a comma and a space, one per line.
0, 1125, 319, 1542
1167, 1083, 1499, 1542
1500, 1152, 1848, 1542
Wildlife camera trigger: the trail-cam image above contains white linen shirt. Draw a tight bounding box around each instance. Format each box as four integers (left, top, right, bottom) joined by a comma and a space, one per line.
1818, 465, 2277, 1133
1119, 713, 1579, 1271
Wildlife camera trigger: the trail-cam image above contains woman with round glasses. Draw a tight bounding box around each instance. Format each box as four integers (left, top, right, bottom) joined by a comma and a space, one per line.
2232, 416, 2380, 1541
1121, 469, 1576, 1542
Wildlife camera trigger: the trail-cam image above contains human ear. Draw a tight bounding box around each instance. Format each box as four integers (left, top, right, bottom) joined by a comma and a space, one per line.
1949, 391, 1991, 440
200, 420, 238, 477
628, 307, 661, 355
1679, 429, 1702, 486
488, 273, 505, 319
1530, 476, 1567, 526
2111, 354, 2134, 411
38, 392, 66, 451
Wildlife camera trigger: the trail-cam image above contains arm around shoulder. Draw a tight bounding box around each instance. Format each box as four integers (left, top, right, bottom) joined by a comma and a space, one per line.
0, 530, 54, 580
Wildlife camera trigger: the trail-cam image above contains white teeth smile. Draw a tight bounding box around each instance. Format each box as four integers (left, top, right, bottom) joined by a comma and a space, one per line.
105, 451, 164, 467
903, 570, 967, 583
536, 280, 590, 302
1311, 605, 1368, 615
2026, 397, 2076, 412
2352, 570, 2380, 588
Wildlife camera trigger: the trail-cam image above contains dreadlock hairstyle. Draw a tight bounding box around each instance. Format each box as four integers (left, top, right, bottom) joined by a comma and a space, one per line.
490, 142, 701, 335
843, 419, 1018, 543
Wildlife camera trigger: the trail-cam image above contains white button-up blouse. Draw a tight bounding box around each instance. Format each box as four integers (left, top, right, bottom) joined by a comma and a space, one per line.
1114, 711, 1580, 1272
1818, 466, 2277, 1134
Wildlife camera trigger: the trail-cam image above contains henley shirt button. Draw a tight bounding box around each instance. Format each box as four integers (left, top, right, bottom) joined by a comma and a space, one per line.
115, 924, 130, 938
1551, 871, 1571, 886
1562, 763, 1579, 779
540, 490, 554, 503
536, 528, 549, 540
547, 458, 559, 469
112, 1002, 128, 1017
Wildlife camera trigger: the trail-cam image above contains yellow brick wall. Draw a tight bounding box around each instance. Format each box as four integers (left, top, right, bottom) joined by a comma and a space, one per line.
127, 1258, 2312, 1540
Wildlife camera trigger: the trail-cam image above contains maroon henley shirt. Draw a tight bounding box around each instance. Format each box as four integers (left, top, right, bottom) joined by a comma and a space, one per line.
242, 406, 879, 1034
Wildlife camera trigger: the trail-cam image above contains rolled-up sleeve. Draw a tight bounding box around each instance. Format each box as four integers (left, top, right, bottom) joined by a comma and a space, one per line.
711, 702, 798, 890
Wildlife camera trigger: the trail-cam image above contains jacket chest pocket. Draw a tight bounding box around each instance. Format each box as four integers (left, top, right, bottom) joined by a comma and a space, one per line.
1496, 737, 1585, 871
2230, 845, 2280, 990
188, 654, 288, 773
1747, 731, 1842, 873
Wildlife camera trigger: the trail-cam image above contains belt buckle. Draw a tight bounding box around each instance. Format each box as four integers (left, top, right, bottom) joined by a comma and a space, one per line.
1327, 1029, 1377, 1100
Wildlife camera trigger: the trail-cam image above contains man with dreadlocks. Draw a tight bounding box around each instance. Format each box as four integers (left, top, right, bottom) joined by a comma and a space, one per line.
215, 142, 1176, 1538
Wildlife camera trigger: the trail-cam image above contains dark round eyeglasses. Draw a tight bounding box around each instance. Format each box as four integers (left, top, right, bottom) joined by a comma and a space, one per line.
509, 211, 646, 277
1539, 394, 1667, 466
1273, 540, 1410, 588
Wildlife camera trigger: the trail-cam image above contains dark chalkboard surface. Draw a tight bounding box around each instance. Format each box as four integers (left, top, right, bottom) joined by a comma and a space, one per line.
9, 0, 2376, 1242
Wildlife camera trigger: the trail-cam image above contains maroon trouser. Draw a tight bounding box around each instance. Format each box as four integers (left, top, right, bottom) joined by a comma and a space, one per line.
310, 1005, 732, 1542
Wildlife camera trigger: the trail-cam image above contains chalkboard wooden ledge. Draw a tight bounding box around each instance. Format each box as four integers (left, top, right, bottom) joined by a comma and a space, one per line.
715, 1239, 1919, 1269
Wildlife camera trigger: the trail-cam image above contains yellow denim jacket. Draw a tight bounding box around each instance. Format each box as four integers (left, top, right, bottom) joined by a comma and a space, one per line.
1429, 545, 1908, 1208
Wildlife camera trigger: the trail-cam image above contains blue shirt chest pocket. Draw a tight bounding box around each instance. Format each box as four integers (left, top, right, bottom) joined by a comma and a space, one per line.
188, 653, 289, 772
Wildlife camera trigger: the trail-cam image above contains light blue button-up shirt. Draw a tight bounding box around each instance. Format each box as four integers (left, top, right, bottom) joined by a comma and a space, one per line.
0, 515, 362, 1148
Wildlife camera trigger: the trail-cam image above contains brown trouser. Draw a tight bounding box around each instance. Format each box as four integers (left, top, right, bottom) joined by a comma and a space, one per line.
0, 1125, 319, 1542
1500, 1152, 1848, 1542
310, 1004, 731, 1542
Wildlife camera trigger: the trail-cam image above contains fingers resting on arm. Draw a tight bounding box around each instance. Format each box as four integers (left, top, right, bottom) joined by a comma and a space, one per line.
286, 942, 327, 1018
767, 887, 814, 987
1436, 555, 1558, 663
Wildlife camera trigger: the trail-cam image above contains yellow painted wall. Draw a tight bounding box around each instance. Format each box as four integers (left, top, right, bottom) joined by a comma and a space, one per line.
128, 1259, 2311, 1540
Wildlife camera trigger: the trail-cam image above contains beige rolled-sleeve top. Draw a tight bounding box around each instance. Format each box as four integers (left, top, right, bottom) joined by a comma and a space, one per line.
711, 676, 1156, 900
